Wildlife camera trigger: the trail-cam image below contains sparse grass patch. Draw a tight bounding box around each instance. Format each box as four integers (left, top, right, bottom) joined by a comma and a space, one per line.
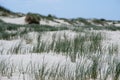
0, 19, 4, 23
92, 19, 105, 26
1, 16, 120, 80
73, 25, 120, 31
0, 32, 18, 40
0, 21, 69, 40
77, 18, 91, 25
31, 31, 103, 62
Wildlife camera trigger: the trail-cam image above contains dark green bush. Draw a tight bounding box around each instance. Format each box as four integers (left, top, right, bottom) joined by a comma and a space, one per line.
25, 13, 41, 24
0, 5, 12, 13
47, 14, 57, 21
0, 5, 16, 16
47, 14, 52, 18
77, 18, 91, 25
100, 18, 106, 21
92, 19, 105, 26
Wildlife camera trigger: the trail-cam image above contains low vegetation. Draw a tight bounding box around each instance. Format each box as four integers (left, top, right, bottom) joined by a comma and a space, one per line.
25, 13, 41, 24
0, 5, 17, 16
0, 5, 12, 16
1, 5, 120, 80
92, 19, 106, 26
0, 21, 120, 80
76, 18, 91, 25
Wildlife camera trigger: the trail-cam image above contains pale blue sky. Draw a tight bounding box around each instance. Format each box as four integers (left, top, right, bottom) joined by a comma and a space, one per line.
0, 0, 120, 20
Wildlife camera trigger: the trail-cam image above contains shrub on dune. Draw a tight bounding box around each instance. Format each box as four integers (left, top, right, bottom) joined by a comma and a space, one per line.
92, 19, 105, 26
25, 13, 41, 24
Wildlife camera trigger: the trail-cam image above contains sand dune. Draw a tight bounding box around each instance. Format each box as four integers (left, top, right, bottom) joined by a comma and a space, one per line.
0, 17, 26, 24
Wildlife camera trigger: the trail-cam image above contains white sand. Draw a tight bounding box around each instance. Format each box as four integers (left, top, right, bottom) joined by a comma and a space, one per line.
0, 17, 26, 24
0, 17, 70, 26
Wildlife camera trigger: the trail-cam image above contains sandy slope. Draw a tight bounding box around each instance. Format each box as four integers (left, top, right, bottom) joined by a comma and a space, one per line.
0, 17, 26, 24
0, 16, 70, 26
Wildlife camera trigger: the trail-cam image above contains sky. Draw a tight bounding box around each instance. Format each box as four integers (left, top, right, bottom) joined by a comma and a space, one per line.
0, 0, 120, 20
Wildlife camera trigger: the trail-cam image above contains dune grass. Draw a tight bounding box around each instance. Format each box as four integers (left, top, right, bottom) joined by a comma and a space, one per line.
0, 20, 120, 80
